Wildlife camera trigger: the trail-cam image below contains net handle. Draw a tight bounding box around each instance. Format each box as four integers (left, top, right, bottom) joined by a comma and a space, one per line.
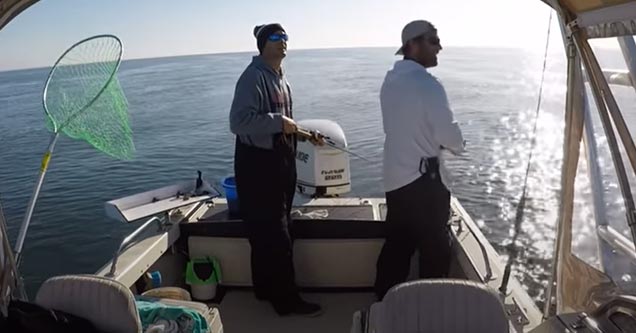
42, 34, 124, 133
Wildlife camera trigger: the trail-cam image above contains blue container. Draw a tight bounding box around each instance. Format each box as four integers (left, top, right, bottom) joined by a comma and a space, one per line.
222, 176, 239, 217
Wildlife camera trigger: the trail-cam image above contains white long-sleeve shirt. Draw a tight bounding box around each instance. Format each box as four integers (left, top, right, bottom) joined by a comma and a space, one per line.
380, 59, 465, 192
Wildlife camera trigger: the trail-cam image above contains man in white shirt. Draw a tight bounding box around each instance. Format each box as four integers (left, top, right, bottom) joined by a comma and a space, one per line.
375, 20, 465, 300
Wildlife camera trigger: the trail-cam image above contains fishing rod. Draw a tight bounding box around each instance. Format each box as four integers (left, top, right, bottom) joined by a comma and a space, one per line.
296, 127, 373, 162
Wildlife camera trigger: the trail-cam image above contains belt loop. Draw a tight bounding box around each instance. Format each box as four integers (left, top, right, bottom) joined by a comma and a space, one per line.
419, 157, 428, 175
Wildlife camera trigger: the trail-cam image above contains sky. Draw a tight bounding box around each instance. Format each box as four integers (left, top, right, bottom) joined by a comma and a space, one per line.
0, 0, 618, 71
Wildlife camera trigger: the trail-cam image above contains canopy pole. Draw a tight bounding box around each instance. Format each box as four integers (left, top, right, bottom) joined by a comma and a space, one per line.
544, 22, 580, 317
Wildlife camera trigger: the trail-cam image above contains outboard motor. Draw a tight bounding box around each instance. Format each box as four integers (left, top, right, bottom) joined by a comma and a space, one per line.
296, 119, 351, 197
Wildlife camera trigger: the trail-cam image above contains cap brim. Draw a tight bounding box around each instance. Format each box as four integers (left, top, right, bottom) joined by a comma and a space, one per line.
395, 46, 404, 55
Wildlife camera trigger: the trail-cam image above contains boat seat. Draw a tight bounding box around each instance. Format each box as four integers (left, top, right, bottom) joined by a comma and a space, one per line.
354, 279, 509, 333
35, 274, 221, 333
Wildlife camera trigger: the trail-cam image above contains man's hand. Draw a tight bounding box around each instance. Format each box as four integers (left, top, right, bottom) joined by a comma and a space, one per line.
282, 116, 297, 134
296, 127, 326, 146
308, 132, 325, 146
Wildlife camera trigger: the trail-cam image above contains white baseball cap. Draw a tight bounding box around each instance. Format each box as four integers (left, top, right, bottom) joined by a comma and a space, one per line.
395, 20, 436, 55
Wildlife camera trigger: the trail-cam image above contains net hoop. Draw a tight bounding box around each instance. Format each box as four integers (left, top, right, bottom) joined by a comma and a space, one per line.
42, 34, 123, 132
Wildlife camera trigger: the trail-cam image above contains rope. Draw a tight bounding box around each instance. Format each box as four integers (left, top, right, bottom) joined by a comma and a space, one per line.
499, 10, 553, 294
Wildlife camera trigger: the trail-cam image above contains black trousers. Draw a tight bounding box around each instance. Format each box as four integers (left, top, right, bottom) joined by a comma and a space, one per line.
234, 137, 298, 309
374, 171, 452, 299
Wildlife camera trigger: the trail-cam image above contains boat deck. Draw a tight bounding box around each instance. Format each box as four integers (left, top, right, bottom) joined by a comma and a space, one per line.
217, 291, 375, 333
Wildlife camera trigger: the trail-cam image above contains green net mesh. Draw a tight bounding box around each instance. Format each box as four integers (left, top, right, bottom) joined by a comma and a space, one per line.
43, 35, 134, 160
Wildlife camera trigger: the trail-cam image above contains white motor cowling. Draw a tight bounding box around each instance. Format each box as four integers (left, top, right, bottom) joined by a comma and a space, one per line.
295, 119, 351, 197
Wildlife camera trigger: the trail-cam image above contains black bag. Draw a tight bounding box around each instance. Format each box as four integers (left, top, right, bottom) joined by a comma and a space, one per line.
2, 300, 99, 333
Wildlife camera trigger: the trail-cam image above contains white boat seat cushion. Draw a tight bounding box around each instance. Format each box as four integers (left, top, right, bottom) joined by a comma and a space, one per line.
367, 279, 509, 333
35, 274, 141, 333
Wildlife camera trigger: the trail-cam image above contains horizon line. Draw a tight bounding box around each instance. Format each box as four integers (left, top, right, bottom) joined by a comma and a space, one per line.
0, 44, 584, 73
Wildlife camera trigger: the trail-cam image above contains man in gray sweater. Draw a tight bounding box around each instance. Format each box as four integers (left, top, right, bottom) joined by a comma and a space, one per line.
229, 23, 322, 317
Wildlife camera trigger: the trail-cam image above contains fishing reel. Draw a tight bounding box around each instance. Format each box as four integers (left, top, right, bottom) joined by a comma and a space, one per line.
297, 127, 341, 149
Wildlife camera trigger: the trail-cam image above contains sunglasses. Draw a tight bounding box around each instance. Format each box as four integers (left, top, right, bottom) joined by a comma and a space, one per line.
426, 36, 440, 46
268, 33, 289, 42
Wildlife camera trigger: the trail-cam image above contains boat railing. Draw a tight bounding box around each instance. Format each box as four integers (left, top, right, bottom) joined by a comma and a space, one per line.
452, 213, 495, 282
597, 225, 636, 264
106, 216, 167, 277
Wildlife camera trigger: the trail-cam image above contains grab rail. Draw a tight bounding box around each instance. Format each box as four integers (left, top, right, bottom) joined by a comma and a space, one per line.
106, 216, 163, 278
453, 215, 495, 282
597, 225, 636, 264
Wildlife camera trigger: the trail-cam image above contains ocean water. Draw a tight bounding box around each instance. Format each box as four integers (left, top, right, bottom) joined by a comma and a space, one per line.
1, 47, 635, 306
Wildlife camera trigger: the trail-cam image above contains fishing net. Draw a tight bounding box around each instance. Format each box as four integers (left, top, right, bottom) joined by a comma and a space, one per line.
43, 35, 134, 160
14, 35, 134, 272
